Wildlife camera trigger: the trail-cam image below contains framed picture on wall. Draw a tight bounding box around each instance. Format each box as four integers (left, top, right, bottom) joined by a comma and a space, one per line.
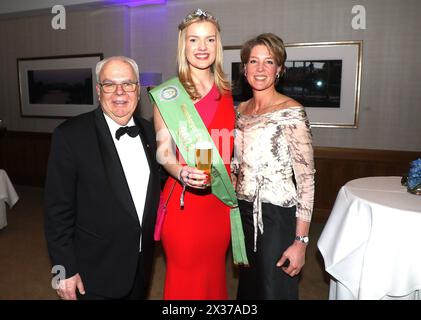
17, 53, 103, 118
223, 41, 362, 128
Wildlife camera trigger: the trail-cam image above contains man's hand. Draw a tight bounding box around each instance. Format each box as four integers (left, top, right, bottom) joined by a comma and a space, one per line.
57, 273, 85, 300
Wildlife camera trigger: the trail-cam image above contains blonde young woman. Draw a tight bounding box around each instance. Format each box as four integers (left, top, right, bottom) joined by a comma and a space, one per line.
153, 9, 235, 300
232, 33, 315, 299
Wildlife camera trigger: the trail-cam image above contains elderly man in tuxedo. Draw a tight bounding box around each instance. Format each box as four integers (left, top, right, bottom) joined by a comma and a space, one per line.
45, 56, 162, 300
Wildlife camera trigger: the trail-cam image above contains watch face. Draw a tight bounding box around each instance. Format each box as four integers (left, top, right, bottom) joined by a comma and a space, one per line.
296, 236, 309, 244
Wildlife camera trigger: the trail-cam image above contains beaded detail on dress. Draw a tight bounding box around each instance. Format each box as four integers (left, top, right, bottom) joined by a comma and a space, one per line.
232, 106, 315, 251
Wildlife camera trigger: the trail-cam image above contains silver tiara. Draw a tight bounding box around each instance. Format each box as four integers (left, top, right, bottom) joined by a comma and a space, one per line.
181, 8, 218, 26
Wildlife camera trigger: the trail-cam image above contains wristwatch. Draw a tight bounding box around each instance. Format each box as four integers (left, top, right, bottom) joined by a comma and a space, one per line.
295, 235, 309, 244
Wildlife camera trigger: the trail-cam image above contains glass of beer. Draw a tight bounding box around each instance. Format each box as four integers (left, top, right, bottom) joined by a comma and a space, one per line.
195, 141, 212, 187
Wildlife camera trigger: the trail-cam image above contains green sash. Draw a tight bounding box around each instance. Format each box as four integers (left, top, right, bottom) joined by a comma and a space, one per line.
149, 77, 248, 265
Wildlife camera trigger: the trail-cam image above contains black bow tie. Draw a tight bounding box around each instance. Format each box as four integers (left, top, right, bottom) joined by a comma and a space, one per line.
115, 125, 140, 140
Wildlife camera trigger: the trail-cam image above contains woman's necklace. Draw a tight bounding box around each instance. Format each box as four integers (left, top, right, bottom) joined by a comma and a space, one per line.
250, 95, 282, 115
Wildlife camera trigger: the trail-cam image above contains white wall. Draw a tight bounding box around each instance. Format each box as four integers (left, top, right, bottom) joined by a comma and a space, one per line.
0, 0, 101, 14
0, 0, 420, 152
0, 6, 130, 132
131, 0, 421, 151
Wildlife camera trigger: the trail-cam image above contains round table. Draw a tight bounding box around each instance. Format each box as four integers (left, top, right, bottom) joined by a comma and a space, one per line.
318, 176, 421, 300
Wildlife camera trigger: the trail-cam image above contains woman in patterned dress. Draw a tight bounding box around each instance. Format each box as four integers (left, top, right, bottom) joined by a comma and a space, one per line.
232, 33, 315, 299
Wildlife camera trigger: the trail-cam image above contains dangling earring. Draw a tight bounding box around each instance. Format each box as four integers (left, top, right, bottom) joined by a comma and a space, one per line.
276, 73, 280, 80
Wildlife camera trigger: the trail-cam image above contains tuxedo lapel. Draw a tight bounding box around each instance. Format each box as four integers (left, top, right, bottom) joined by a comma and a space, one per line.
94, 108, 140, 226
133, 115, 157, 226
134, 115, 154, 170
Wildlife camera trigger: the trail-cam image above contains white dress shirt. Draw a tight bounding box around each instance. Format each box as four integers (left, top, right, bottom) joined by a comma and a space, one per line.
104, 113, 150, 251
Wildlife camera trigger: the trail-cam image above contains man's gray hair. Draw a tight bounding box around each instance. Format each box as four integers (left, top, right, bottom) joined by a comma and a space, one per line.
95, 56, 140, 83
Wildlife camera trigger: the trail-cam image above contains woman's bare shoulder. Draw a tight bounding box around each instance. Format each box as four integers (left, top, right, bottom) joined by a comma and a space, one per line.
274, 96, 303, 111
284, 98, 303, 108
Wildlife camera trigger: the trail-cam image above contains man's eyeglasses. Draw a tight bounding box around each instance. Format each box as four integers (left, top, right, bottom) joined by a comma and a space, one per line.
99, 82, 138, 93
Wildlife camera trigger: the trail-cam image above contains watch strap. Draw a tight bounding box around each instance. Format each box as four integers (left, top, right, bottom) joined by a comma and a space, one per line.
295, 235, 309, 244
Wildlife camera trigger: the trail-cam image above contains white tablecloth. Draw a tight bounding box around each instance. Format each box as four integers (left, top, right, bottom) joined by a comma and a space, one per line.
318, 176, 421, 300
0, 169, 19, 229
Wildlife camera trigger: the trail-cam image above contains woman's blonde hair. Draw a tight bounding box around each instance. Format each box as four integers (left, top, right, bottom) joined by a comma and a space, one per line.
177, 8, 230, 100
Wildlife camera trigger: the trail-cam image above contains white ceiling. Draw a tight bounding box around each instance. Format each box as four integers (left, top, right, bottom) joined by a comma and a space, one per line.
0, 0, 103, 14
0, 0, 166, 18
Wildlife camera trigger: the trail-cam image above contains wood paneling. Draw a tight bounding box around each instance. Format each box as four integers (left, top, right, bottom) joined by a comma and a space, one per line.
0, 130, 51, 186
313, 147, 420, 221
0, 132, 419, 221
0, 127, 6, 169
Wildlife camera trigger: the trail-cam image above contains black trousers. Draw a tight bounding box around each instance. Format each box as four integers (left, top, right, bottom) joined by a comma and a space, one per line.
237, 200, 299, 300
77, 252, 147, 300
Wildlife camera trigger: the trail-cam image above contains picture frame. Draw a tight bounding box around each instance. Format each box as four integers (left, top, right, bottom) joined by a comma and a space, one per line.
17, 53, 103, 118
223, 41, 362, 128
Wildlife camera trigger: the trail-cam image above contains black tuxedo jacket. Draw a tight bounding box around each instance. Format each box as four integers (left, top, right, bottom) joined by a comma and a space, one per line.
44, 107, 161, 298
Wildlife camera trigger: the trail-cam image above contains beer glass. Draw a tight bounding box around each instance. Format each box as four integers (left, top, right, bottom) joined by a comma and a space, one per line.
195, 141, 212, 187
